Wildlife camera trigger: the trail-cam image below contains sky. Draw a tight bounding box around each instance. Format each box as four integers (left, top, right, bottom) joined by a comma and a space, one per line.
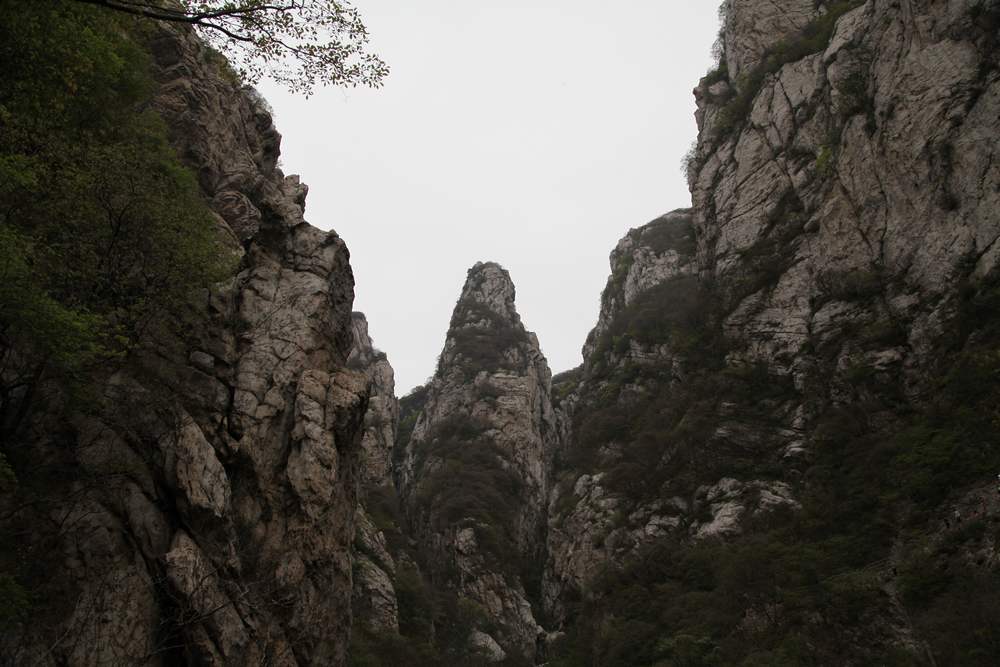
257, 1, 722, 395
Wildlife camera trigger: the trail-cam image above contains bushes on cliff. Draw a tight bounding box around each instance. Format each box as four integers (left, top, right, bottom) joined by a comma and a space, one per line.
591, 275, 713, 366
412, 415, 524, 568
713, 0, 865, 138
555, 322, 1000, 666
0, 1, 232, 436
447, 301, 530, 376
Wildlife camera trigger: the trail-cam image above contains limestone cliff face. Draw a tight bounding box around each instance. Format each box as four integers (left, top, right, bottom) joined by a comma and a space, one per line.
719, 0, 820, 81
546, 211, 702, 619
542, 1, 1000, 662
397, 262, 558, 661
346, 312, 403, 636
1, 24, 369, 666
553, 0, 1000, 572
347, 312, 399, 489
692, 0, 1000, 380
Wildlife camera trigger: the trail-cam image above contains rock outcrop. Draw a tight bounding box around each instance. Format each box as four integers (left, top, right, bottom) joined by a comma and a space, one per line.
693, 0, 1000, 379
540, 1, 1000, 663
4, 1, 1000, 665
545, 210, 701, 618
397, 262, 559, 660
347, 312, 399, 488
1, 23, 369, 667
346, 312, 402, 636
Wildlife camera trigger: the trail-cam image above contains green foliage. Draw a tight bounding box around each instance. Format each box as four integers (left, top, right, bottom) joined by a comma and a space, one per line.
395, 564, 438, 640
447, 300, 530, 377
413, 416, 524, 568
576, 272, 803, 504
601, 275, 710, 355
0, 226, 104, 375
714, 1, 865, 138
74, 0, 388, 95
837, 68, 873, 120
815, 144, 835, 175
640, 213, 697, 256
0, 0, 233, 431
396, 383, 429, 451
894, 512, 1000, 665
886, 352, 1000, 511
351, 559, 535, 666
549, 531, 898, 667
555, 264, 1000, 665
816, 267, 883, 303
703, 62, 729, 87
551, 367, 582, 406
729, 189, 807, 301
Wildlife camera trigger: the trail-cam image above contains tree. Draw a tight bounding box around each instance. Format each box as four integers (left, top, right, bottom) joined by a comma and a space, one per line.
72, 0, 388, 94
0, 1, 234, 439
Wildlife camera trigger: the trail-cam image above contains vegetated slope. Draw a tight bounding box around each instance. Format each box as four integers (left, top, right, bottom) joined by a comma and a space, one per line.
354, 3, 1000, 664
544, 1, 1000, 665
1, 5, 371, 665
393, 262, 559, 663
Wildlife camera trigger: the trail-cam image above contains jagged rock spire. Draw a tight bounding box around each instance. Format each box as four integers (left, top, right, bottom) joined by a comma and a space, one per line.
456, 261, 519, 322
396, 261, 559, 661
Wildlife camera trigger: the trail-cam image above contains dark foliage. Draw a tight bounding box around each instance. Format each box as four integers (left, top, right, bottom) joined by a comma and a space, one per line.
412, 415, 524, 569
447, 300, 530, 377
551, 268, 1000, 665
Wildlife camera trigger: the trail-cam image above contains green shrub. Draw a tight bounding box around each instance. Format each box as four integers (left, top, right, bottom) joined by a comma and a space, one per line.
0, 0, 233, 434
816, 267, 883, 303
815, 144, 835, 175
395, 383, 429, 468
703, 62, 730, 87
447, 300, 530, 377
412, 416, 524, 568
0, 573, 29, 628
552, 367, 582, 406
640, 213, 696, 255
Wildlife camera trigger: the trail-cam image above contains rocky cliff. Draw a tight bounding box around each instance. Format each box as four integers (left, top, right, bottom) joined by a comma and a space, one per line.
352, 3, 1000, 663
1, 22, 370, 667
396, 262, 559, 661
541, 1, 1000, 664
3, 1, 999, 666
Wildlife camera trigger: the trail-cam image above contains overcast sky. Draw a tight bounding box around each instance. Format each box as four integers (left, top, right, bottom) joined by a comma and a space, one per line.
258, 1, 722, 395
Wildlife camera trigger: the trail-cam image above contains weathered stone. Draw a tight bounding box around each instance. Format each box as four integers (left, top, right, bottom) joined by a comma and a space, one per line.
397, 262, 558, 660
0, 21, 367, 667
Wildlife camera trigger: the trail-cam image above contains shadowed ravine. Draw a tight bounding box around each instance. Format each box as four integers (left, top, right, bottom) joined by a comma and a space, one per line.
2, 1, 1000, 665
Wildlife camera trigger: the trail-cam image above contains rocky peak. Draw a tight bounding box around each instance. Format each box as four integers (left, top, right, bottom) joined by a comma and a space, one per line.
432, 261, 546, 386
453, 261, 521, 326
582, 209, 698, 361
396, 261, 559, 661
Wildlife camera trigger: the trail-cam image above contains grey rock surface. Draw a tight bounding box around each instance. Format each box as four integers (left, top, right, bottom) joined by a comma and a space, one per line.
397, 262, 559, 660
1, 23, 368, 667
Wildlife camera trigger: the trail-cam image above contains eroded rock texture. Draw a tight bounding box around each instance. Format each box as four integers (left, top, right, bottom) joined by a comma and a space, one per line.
542, 1, 1000, 662
1, 24, 368, 667
397, 262, 559, 661
346, 312, 402, 636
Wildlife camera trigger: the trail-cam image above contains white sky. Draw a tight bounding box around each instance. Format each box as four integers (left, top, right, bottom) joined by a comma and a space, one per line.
258, 2, 722, 395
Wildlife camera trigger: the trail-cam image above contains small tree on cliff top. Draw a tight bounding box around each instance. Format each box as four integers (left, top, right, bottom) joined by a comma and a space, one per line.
73, 0, 389, 94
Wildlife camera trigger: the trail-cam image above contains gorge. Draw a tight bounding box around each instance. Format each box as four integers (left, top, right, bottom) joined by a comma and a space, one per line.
2, 1, 1000, 665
